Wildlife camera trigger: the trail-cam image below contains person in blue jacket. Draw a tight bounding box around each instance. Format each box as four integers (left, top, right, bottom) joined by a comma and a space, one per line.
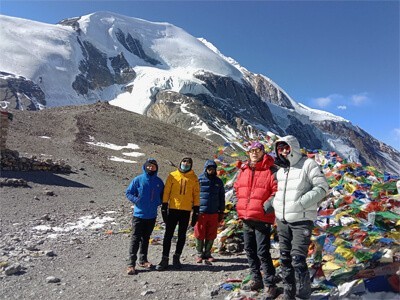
125, 158, 164, 275
194, 160, 225, 264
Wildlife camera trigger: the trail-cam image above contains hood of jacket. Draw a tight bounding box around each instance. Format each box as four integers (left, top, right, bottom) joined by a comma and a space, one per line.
201, 159, 218, 179
274, 135, 303, 166
202, 159, 217, 172
141, 158, 159, 176
178, 157, 193, 173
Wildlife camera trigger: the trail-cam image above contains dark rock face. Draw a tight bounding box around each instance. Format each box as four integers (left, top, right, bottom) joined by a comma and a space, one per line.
114, 28, 161, 65
145, 72, 287, 143
314, 120, 400, 175
58, 17, 81, 27
0, 72, 45, 110
71, 74, 89, 96
58, 17, 82, 34
194, 73, 283, 134
109, 53, 136, 84
285, 115, 323, 150
72, 39, 136, 96
146, 90, 234, 145
73, 39, 114, 95
247, 74, 294, 109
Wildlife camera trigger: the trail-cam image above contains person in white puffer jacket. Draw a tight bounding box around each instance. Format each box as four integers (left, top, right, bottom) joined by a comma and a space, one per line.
264, 135, 329, 300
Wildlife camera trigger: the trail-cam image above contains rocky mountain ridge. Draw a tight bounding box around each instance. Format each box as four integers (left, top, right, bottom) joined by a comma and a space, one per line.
0, 12, 399, 174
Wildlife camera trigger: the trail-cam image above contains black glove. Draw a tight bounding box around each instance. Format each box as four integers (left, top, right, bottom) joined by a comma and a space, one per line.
161, 203, 168, 223
218, 213, 224, 223
263, 200, 274, 214
191, 206, 200, 227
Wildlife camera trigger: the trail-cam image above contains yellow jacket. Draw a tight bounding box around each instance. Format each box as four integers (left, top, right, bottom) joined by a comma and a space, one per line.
163, 169, 200, 211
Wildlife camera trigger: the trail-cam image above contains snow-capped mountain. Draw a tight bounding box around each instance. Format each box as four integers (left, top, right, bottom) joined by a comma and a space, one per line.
0, 12, 399, 174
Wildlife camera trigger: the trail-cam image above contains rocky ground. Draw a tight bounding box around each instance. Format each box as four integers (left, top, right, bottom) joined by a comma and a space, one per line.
0, 102, 262, 300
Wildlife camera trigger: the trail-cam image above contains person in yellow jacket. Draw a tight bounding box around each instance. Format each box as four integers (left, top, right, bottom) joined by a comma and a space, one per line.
156, 157, 200, 271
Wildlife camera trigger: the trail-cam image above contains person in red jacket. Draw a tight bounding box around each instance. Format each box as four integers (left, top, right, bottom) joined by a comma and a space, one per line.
234, 141, 278, 299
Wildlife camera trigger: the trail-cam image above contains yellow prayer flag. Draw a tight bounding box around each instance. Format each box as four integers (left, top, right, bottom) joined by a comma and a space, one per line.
335, 245, 354, 260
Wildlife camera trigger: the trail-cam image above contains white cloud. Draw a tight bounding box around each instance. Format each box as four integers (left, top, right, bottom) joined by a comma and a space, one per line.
351, 93, 369, 106
312, 94, 343, 108
312, 93, 369, 109
394, 128, 400, 140
315, 97, 332, 107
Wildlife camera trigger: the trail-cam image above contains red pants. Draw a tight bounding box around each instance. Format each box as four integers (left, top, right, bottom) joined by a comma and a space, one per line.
194, 213, 219, 240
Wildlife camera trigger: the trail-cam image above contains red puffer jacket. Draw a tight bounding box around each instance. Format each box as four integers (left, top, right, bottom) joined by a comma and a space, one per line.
234, 154, 277, 224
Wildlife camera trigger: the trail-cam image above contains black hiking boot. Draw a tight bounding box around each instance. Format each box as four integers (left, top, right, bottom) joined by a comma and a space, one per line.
155, 256, 169, 271
172, 254, 182, 269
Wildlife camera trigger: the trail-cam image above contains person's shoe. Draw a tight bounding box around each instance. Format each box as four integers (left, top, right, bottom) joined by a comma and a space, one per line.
138, 261, 153, 269
172, 254, 182, 269
195, 256, 203, 264
155, 256, 169, 271
126, 266, 136, 275
263, 285, 278, 299
242, 280, 264, 291
203, 259, 212, 265
206, 255, 215, 262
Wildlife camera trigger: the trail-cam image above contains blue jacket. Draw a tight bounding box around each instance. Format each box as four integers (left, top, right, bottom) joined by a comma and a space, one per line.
126, 159, 164, 219
198, 160, 225, 214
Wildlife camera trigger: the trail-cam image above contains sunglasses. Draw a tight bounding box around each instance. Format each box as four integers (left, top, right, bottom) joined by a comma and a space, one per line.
277, 144, 291, 153
182, 159, 192, 164
249, 148, 262, 154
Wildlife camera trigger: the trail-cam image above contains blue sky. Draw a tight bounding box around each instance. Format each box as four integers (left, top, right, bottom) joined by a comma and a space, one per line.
1, 0, 399, 150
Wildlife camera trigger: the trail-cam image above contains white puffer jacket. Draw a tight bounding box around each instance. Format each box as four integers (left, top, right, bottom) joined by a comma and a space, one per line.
272, 135, 329, 223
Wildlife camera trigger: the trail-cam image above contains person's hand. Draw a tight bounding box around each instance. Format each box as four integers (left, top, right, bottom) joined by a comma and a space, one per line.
263, 200, 274, 213
161, 203, 168, 223
191, 206, 199, 227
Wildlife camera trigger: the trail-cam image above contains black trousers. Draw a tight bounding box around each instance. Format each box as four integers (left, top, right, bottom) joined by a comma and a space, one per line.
243, 219, 276, 286
276, 219, 313, 258
162, 209, 191, 257
128, 216, 156, 266
276, 219, 314, 299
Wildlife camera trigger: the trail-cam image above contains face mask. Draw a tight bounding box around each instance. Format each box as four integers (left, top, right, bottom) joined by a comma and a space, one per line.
146, 169, 156, 176
180, 163, 191, 172
206, 167, 216, 177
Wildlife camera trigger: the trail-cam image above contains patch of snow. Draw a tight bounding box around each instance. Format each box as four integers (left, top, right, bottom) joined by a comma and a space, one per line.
122, 152, 145, 157
32, 215, 115, 234
108, 156, 137, 163
110, 67, 211, 114
326, 137, 360, 162
377, 150, 400, 175
86, 140, 140, 150
296, 102, 349, 122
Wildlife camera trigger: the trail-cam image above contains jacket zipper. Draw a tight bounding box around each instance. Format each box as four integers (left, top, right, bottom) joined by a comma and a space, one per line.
180, 178, 187, 195
282, 167, 289, 221
150, 177, 154, 202
246, 168, 255, 218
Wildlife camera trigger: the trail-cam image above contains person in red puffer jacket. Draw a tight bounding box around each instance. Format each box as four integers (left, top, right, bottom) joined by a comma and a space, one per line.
234, 141, 278, 299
